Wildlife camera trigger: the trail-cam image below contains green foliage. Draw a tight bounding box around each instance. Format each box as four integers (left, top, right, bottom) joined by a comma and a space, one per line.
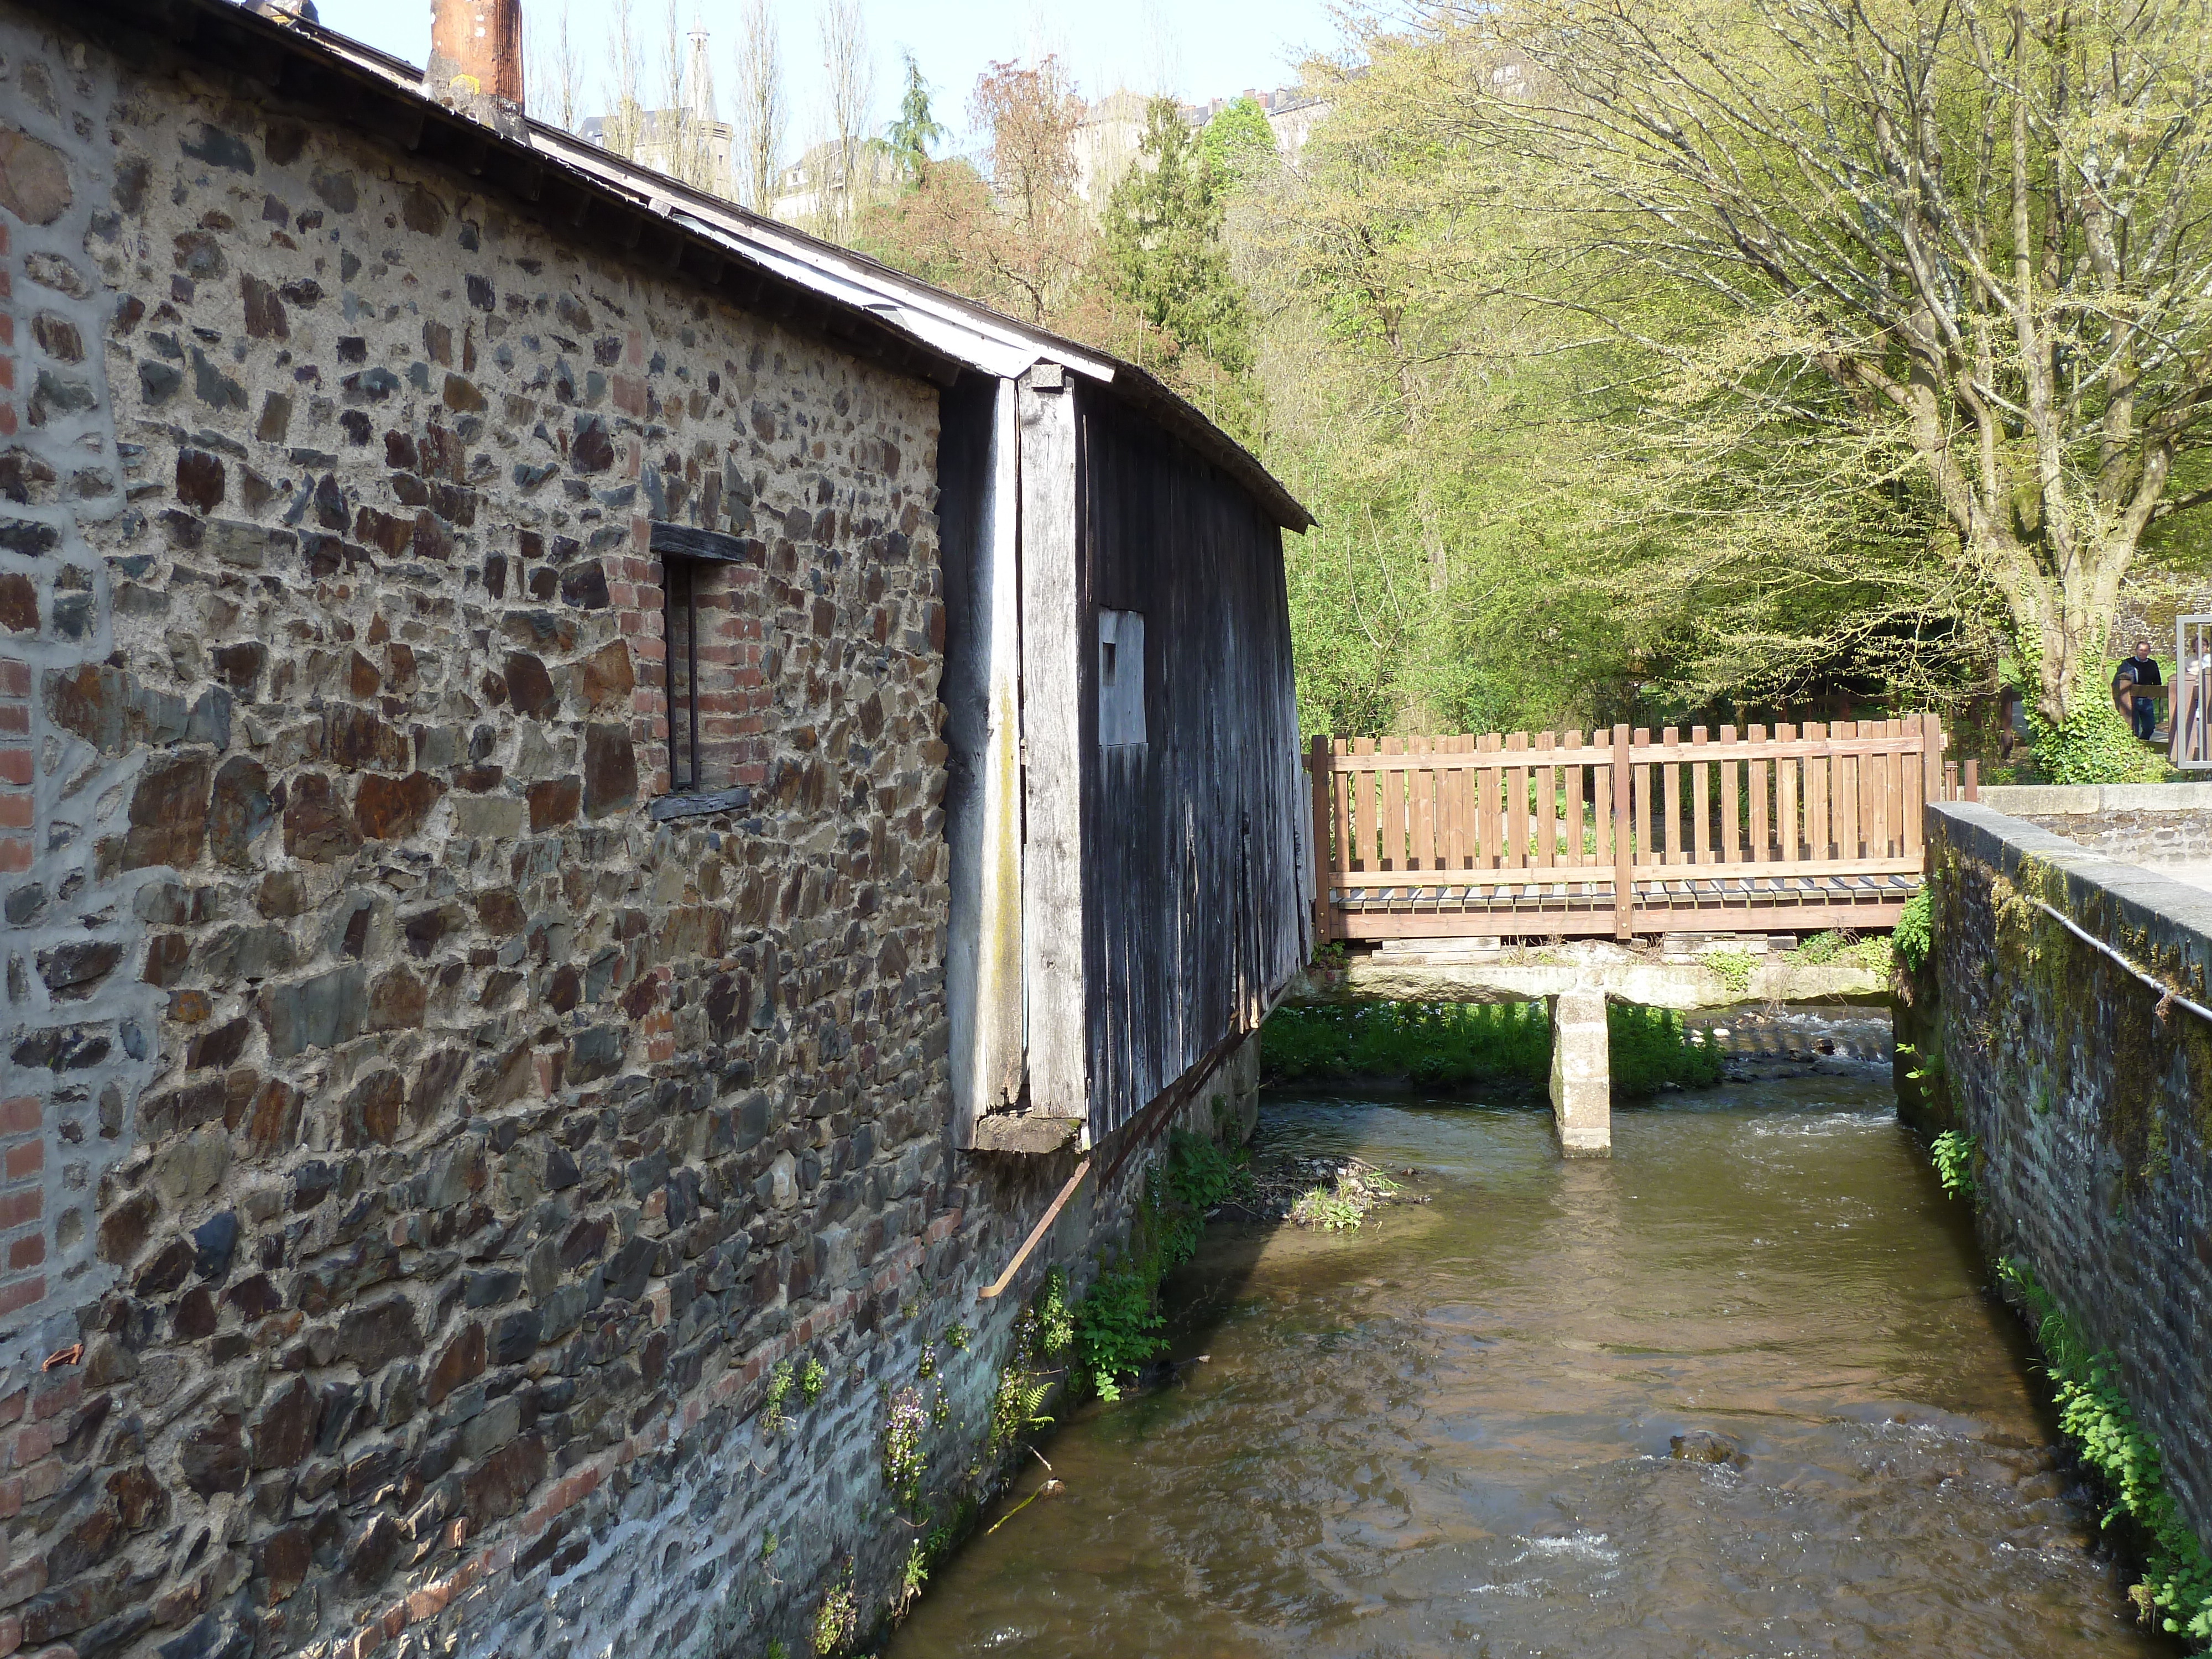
1608, 1005, 1725, 1095
812, 1562, 857, 1656
1100, 98, 1260, 440
1034, 1266, 1073, 1358
989, 1364, 1053, 1451
989, 1270, 1072, 1453
1198, 95, 1276, 179
1261, 1000, 1721, 1097
881, 1385, 930, 1510
1072, 1264, 1166, 1403
1290, 1166, 1399, 1232
1262, 1000, 1552, 1087
761, 1360, 794, 1435
942, 1323, 971, 1352
1786, 931, 1893, 972
2000, 1259, 2212, 1639
1894, 889, 1934, 972
884, 51, 949, 184
799, 1355, 827, 1404
2029, 698, 2168, 785
1929, 1129, 1977, 1198
1703, 949, 1755, 997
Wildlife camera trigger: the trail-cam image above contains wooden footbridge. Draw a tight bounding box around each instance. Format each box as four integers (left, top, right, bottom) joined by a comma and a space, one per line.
1306, 716, 1976, 945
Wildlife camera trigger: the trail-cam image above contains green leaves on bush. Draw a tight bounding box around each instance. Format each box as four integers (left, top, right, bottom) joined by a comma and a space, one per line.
1893, 889, 1934, 972
2000, 1259, 2212, 1639
2028, 699, 2168, 785
1261, 1000, 1721, 1097
1929, 1129, 1976, 1198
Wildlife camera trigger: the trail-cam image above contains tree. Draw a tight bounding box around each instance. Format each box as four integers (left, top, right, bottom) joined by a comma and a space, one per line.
885, 50, 948, 184
1431, 0, 2212, 758
1197, 94, 1275, 179
601, 0, 646, 160
733, 0, 786, 212
962, 56, 1092, 322
1103, 100, 1254, 374
526, 0, 585, 131
817, 0, 875, 231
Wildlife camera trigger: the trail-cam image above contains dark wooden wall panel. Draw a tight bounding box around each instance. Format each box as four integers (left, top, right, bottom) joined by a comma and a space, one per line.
1076, 388, 1309, 1142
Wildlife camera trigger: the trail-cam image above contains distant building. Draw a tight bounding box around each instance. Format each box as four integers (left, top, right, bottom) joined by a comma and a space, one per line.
1071, 82, 1337, 205
1073, 88, 1152, 202
765, 137, 894, 228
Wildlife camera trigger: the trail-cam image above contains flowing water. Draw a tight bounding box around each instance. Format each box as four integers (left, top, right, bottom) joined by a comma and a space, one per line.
889, 1052, 2167, 1658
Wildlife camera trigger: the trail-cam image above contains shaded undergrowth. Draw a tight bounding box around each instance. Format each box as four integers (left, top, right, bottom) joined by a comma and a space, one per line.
1261, 1000, 1723, 1097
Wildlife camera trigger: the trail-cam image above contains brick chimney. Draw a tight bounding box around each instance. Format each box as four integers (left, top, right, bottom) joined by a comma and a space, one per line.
426, 0, 527, 138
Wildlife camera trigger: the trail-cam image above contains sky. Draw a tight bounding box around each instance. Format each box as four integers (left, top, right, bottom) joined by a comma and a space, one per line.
314, 0, 1348, 154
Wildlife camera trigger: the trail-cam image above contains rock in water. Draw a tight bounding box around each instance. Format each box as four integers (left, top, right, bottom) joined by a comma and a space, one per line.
1670, 1430, 1749, 1468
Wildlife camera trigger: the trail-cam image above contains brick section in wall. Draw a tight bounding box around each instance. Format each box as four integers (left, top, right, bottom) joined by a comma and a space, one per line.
0, 657, 28, 874
0, 1095, 40, 1319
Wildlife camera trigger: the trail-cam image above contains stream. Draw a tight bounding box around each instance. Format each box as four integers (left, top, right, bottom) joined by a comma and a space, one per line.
888, 1048, 2166, 1657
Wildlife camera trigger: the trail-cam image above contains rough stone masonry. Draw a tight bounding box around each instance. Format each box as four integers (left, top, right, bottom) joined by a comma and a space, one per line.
1898, 797, 2212, 1551
0, 7, 1248, 1657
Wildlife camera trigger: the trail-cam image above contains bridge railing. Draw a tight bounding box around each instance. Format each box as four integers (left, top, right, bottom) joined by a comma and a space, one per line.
1306, 715, 1970, 942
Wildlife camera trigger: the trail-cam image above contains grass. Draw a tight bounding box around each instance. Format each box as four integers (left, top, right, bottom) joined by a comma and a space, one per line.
1261, 1000, 1722, 1097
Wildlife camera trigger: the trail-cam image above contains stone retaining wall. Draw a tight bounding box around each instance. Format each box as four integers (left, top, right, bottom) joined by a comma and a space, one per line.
1898, 800, 2212, 1543
0, 10, 1259, 1658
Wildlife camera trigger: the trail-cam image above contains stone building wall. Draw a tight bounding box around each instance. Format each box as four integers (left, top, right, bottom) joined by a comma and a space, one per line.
2019, 809, 2212, 862
1898, 801, 2212, 1543
0, 8, 1269, 1658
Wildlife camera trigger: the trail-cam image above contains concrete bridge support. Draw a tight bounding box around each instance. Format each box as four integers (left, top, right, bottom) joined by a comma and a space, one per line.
1549, 990, 1612, 1156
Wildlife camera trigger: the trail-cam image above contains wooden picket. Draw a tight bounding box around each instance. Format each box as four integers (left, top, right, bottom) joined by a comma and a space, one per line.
1307, 714, 1962, 942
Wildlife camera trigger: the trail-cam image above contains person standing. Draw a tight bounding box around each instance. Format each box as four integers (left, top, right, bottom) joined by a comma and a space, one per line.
2115, 638, 2164, 740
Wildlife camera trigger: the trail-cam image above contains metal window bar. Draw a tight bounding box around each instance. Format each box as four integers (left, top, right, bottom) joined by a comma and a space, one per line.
665, 557, 700, 790
2174, 614, 2212, 769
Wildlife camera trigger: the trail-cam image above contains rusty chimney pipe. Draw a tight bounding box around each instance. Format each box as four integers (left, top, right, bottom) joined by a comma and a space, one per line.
426, 0, 527, 135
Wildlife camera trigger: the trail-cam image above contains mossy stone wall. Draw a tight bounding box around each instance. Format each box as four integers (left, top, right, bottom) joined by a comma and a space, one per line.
1906, 802, 2212, 1541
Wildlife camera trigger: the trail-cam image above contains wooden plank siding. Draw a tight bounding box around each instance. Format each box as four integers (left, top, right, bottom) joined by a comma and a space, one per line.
1313, 719, 1961, 940
1076, 387, 1308, 1144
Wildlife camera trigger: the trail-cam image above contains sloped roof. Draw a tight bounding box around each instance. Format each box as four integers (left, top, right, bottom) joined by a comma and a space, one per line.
44, 0, 1312, 531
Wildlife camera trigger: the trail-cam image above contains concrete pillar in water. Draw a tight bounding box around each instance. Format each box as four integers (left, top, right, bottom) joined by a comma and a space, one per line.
1549, 990, 1611, 1155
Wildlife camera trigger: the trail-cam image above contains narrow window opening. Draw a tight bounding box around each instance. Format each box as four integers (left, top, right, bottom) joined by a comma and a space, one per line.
666, 556, 702, 790
1098, 609, 1145, 749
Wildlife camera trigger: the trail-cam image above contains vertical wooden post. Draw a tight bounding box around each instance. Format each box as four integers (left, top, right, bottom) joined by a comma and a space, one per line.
1308, 734, 1333, 947
1964, 759, 1979, 801
1611, 723, 1634, 940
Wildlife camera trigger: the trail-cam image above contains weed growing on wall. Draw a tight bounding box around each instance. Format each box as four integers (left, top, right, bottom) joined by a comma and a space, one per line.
881, 1386, 931, 1511
989, 1269, 1072, 1453
1929, 1130, 1978, 1198
1066, 1130, 1264, 1402
812, 1562, 858, 1656
1262, 1001, 1721, 1095
2000, 1259, 2212, 1638
800, 1356, 828, 1404
1894, 889, 1934, 971
763, 1361, 796, 1435
1703, 950, 1756, 997
1786, 930, 1895, 972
